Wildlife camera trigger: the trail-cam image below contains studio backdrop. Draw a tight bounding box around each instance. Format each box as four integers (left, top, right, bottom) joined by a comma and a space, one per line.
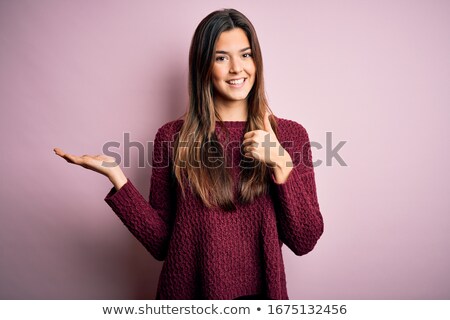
0, 0, 449, 299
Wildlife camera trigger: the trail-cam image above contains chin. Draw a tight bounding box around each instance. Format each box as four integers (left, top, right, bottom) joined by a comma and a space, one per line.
227, 91, 251, 100
214, 87, 251, 102
227, 95, 249, 101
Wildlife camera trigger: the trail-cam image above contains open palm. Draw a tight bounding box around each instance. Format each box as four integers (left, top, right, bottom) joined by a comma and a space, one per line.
53, 147, 119, 178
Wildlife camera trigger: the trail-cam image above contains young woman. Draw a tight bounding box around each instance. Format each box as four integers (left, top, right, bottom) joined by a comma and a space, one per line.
54, 8, 324, 300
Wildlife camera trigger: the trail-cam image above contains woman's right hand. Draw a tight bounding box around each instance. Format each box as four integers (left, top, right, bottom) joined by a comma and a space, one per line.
53, 147, 127, 190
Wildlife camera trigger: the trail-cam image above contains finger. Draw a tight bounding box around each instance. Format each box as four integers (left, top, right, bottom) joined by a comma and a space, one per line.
58, 151, 84, 165
243, 131, 256, 139
53, 147, 65, 156
246, 150, 260, 160
264, 111, 274, 134
242, 138, 254, 146
244, 151, 255, 159
245, 142, 258, 149
243, 137, 261, 150
64, 153, 83, 164
54, 148, 74, 162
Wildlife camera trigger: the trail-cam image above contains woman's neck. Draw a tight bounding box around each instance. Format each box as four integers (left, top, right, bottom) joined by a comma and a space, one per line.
214, 99, 248, 121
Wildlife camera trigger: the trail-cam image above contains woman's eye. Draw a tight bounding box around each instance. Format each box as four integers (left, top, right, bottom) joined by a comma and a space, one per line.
215, 56, 226, 61
243, 53, 252, 58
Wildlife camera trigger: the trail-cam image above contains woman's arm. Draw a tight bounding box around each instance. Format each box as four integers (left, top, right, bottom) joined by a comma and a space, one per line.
104, 127, 176, 261
270, 122, 324, 256
54, 124, 176, 262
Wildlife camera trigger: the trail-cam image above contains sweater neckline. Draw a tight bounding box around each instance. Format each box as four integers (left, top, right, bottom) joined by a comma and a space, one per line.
216, 120, 247, 128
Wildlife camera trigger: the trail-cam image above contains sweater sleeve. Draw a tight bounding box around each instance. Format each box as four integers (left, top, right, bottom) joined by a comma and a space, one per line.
104, 126, 176, 261
271, 121, 324, 256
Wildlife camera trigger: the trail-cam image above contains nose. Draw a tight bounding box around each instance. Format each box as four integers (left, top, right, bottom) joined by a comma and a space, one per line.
229, 57, 243, 74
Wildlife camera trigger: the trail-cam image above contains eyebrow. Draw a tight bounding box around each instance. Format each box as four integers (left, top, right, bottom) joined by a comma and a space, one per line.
215, 47, 251, 54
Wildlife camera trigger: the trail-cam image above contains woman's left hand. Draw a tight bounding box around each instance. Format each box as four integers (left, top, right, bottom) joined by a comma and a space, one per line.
242, 112, 293, 183
242, 112, 286, 166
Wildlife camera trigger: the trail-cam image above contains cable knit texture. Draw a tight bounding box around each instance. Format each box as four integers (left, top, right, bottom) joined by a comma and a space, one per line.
104, 117, 324, 300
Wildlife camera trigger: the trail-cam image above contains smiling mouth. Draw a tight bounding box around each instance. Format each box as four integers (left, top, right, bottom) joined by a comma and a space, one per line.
226, 78, 246, 87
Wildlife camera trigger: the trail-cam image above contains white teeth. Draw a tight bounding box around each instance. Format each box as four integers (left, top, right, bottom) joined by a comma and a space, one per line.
227, 78, 245, 85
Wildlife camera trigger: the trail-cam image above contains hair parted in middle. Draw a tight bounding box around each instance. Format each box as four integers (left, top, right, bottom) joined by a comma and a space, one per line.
173, 8, 279, 211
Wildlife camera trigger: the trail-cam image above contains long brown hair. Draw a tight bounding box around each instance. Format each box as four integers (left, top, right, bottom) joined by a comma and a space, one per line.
174, 8, 279, 211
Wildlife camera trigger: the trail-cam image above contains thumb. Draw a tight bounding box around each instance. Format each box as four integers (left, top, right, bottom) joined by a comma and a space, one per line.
264, 111, 274, 133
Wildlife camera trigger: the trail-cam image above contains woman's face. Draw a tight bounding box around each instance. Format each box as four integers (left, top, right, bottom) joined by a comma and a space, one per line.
211, 28, 256, 104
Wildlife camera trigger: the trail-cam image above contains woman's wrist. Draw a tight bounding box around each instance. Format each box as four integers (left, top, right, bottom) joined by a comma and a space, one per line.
271, 153, 293, 184
108, 168, 128, 191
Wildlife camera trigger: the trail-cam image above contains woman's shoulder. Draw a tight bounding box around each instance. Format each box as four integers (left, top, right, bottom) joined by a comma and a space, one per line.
155, 118, 184, 140
273, 116, 309, 141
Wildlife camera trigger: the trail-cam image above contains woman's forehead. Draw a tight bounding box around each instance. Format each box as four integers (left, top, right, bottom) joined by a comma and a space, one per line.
215, 28, 250, 52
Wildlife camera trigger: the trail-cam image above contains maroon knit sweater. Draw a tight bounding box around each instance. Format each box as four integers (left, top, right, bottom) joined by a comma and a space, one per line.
104, 117, 324, 300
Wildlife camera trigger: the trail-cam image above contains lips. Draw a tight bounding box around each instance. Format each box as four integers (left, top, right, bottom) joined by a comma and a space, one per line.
226, 77, 246, 87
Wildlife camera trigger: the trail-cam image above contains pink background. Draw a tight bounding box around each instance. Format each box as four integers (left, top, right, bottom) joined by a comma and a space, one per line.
1, 0, 449, 299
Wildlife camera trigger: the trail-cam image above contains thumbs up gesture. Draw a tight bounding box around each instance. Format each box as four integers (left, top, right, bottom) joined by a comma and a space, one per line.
242, 112, 293, 183
242, 112, 281, 166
